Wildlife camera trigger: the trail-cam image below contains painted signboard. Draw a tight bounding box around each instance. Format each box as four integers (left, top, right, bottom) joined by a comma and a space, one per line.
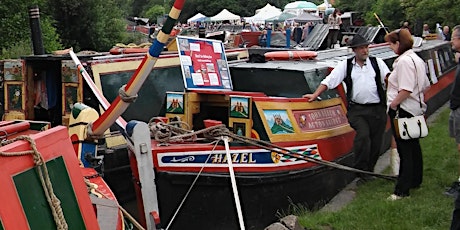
177, 36, 232, 90
292, 105, 348, 132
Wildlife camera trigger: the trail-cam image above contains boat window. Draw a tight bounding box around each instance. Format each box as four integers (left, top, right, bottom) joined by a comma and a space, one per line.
437, 46, 456, 74
230, 66, 339, 99
303, 68, 340, 100
98, 66, 184, 122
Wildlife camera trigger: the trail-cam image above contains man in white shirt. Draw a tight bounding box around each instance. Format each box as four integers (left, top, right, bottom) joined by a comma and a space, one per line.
303, 34, 391, 182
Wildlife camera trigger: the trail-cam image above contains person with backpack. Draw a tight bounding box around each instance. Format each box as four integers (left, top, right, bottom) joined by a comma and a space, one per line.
303, 34, 391, 183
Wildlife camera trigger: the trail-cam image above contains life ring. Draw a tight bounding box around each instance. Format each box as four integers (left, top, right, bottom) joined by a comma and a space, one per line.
264, 50, 317, 61
109, 47, 149, 55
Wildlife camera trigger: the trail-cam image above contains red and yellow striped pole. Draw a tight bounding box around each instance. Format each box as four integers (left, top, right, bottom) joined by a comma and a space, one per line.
90, 0, 186, 136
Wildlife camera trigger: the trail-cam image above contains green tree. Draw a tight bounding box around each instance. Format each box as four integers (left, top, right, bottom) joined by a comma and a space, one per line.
47, 0, 127, 52
143, 5, 165, 23
337, 0, 460, 32
133, 0, 150, 17
403, 0, 460, 31
0, 0, 62, 57
336, 0, 377, 14
114, 0, 134, 17
364, 0, 404, 30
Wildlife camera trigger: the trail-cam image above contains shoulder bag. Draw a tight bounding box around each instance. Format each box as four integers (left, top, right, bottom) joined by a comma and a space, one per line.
393, 56, 429, 140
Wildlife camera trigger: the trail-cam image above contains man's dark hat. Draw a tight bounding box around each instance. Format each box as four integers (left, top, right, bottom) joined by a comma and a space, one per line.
348, 34, 370, 48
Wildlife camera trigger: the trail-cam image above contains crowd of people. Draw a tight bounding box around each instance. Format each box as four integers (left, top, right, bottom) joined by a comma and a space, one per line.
256, 22, 315, 47
400, 20, 452, 41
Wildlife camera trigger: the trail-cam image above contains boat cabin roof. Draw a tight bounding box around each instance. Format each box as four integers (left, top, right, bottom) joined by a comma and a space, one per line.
230, 59, 331, 71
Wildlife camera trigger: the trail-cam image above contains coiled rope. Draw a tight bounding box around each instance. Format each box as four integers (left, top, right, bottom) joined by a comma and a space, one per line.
149, 122, 396, 180
0, 135, 68, 229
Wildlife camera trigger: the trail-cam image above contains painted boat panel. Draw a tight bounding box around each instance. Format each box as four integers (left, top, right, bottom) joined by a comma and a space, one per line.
0, 126, 99, 229
15, 156, 86, 229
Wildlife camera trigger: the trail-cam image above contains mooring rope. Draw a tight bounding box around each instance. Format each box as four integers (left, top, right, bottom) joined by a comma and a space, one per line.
0, 135, 68, 230
165, 140, 219, 230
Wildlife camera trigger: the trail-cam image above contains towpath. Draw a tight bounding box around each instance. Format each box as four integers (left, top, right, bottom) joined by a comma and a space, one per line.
320, 103, 448, 212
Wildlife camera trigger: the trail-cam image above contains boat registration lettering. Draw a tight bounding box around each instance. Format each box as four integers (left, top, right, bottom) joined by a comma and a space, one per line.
293, 105, 348, 132
211, 152, 256, 164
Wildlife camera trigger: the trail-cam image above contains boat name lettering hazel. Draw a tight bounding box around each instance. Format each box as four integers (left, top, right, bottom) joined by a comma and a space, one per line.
211, 153, 257, 163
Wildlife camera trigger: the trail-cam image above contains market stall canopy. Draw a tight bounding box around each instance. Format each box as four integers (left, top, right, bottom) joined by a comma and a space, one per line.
284, 1, 317, 16
210, 9, 241, 21
293, 12, 323, 23
187, 13, 208, 23
245, 6, 282, 23
255, 3, 282, 14
265, 12, 296, 23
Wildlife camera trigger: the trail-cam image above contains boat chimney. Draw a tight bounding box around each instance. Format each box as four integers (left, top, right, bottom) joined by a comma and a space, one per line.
28, 6, 45, 55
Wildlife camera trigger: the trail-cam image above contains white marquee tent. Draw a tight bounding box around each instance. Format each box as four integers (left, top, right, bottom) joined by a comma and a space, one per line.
187, 13, 207, 23
245, 5, 282, 23
255, 3, 281, 14
210, 9, 241, 21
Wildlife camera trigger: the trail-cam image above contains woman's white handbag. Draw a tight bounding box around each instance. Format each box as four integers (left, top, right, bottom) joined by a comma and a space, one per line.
393, 115, 428, 140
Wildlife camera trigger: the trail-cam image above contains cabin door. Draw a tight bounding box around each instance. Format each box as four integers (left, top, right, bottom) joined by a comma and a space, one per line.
29, 61, 62, 126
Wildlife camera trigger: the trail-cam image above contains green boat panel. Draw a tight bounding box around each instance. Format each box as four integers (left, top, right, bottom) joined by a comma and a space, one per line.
14, 156, 85, 229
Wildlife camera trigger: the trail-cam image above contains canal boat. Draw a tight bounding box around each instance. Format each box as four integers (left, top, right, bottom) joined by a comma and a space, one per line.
0, 6, 455, 229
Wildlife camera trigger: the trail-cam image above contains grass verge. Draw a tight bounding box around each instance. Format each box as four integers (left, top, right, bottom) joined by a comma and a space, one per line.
298, 106, 457, 230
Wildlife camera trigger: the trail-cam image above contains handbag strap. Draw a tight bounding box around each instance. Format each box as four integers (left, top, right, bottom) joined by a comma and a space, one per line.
396, 55, 423, 118
409, 56, 423, 109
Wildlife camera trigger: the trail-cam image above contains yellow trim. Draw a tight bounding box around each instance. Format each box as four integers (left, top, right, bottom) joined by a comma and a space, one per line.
166, 39, 178, 51
255, 97, 353, 142
3, 111, 25, 120
169, 8, 181, 19
229, 119, 250, 137
229, 95, 252, 137
62, 82, 82, 115
68, 105, 99, 166
164, 91, 187, 126
157, 32, 170, 44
